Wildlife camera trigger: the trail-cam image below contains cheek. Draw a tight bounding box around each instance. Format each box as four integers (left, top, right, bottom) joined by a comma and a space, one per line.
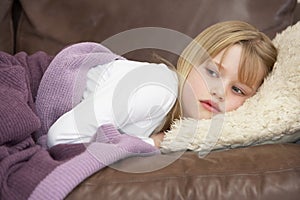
224, 96, 247, 112
181, 70, 208, 118
181, 79, 201, 118
187, 70, 208, 97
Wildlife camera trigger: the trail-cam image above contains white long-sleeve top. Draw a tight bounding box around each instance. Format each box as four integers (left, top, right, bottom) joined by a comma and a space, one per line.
47, 60, 178, 147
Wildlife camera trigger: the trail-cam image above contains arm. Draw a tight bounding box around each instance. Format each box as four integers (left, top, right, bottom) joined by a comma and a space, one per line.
48, 61, 178, 148
108, 61, 178, 147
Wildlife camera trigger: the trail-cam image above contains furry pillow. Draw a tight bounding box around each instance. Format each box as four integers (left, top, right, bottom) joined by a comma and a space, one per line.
160, 22, 300, 154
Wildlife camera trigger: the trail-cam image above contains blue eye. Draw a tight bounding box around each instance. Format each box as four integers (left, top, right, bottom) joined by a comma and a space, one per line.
206, 68, 219, 78
232, 86, 245, 95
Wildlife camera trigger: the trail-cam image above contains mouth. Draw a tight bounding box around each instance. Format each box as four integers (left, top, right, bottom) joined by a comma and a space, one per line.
199, 100, 221, 114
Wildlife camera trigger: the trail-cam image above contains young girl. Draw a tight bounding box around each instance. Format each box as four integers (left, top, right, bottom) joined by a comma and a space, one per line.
47, 21, 277, 148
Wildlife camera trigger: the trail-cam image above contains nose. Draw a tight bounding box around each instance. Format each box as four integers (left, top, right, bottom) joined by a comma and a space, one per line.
205, 75, 225, 102
210, 87, 225, 102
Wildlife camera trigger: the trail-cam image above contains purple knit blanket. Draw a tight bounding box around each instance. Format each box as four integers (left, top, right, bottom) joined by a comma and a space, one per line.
0, 42, 159, 200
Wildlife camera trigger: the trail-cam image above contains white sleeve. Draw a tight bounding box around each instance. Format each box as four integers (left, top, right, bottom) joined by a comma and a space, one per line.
47, 96, 106, 147
47, 61, 178, 147
113, 63, 178, 140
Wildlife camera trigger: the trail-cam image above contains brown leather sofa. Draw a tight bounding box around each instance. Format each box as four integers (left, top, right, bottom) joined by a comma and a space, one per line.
1, 0, 299, 199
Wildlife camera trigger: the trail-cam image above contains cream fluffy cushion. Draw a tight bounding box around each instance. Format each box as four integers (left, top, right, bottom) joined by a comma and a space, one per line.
161, 22, 300, 154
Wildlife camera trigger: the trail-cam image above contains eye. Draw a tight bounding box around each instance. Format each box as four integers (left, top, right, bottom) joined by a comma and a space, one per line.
205, 67, 219, 78
232, 86, 245, 95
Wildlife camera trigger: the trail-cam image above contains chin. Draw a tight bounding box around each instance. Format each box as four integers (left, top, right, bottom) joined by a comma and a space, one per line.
183, 109, 215, 120
199, 115, 212, 120
197, 112, 214, 120
199, 110, 224, 120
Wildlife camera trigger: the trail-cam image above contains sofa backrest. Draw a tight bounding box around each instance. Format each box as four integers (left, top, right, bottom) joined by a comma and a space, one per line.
0, 0, 298, 64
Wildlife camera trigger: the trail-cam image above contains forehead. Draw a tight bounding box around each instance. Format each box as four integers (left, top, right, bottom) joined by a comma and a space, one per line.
212, 45, 242, 79
211, 44, 265, 89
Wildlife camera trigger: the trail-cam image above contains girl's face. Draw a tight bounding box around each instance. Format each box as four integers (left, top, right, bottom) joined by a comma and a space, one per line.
182, 44, 264, 119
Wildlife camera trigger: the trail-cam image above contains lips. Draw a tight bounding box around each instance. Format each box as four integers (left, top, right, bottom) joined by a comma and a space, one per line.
199, 100, 221, 113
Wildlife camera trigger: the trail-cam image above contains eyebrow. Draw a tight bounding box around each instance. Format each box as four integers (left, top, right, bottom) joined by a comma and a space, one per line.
213, 61, 255, 92
212, 61, 224, 71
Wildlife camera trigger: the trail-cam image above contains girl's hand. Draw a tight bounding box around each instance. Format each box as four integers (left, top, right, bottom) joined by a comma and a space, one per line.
150, 132, 165, 147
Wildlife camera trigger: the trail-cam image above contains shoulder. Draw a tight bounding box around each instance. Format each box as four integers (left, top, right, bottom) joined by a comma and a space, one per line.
112, 59, 178, 93
111, 60, 178, 102
110, 60, 178, 121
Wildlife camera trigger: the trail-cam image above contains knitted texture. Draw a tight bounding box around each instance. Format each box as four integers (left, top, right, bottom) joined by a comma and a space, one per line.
35, 42, 124, 141
0, 52, 44, 145
29, 124, 159, 200
0, 43, 159, 200
0, 50, 60, 200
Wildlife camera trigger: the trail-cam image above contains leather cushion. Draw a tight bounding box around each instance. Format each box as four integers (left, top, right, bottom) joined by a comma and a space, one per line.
66, 143, 300, 200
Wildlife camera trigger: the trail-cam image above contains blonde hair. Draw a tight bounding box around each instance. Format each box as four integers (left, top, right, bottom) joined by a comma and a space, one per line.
156, 20, 277, 133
